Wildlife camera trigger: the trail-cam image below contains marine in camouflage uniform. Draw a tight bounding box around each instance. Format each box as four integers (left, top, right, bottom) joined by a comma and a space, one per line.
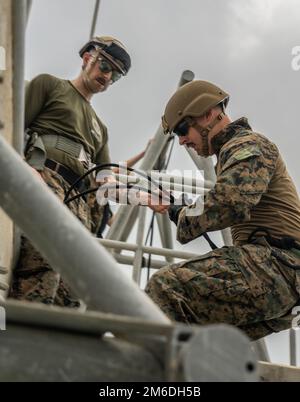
9, 36, 131, 307
146, 81, 300, 340
10, 168, 92, 307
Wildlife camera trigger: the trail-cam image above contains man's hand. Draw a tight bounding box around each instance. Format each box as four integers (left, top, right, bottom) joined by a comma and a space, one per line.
129, 190, 169, 213
168, 204, 183, 224
168, 193, 192, 224
147, 200, 170, 214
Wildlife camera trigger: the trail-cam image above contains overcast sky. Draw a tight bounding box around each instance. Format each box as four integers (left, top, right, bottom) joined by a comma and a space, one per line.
25, 0, 300, 365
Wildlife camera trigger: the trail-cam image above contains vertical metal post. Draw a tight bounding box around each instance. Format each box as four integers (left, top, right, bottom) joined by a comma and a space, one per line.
138, 70, 194, 172
107, 71, 195, 242
12, 0, 27, 306
89, 0, 101, 39
107, 205, 139, 242
0, 0, 15, 300
132, 208, 147, 285
26, 0, 32, 25
106, 120, 170, 241
156, 213, 174, 263
289, 328, 297, 366
12, 0, 26, 154
220, 228, 233, 247
253, 339, 270, 362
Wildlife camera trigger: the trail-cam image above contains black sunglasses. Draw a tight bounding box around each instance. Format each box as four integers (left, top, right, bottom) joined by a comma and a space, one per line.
173, 119, 191, 137
97, 58, 122, 83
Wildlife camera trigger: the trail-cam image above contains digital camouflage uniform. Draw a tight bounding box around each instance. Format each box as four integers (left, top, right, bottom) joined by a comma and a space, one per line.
10, 168, 92, 307
9, 74, 111, 307
146, 118, 300, 340
88, 192, 112, 237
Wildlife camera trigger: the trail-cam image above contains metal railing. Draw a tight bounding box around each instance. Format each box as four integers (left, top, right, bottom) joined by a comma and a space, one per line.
0, 134, 169, 323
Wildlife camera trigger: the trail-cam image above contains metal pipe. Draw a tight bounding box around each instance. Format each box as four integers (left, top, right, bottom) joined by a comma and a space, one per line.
113, 253, 166, 270
0, 322, 164, 382
156, 181, 208, 195
102, 239, 137, 252
253, 339, 270, 362
3, 299, 172, 337
107, 71, 195, 242
26, 0, 32, 25
114, 172, 209, 195
89, 0, 101, 39
99, 238, 198, 260
149, 171, 214, 189
136, 71, 194, 173
1, 301, 257, 382
132, 208, 146, 285
221, 228, 233, 247
0, 136, 169, 323
106, 205, 137, 241
156, 213, 174, 263
144, 244, 196, 259
12, 0, 26, 154
0, 0, 17, 301
118, 209, 140, 244
115, 171, 213, 189
289, 328, 297, 366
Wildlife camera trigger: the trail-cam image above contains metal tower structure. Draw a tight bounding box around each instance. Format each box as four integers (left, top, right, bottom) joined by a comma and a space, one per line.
0, 0, 298, 382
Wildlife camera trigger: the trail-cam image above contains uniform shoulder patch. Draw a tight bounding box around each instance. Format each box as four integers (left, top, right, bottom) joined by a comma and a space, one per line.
220, 145, 261, 173
233, 147, 261, 161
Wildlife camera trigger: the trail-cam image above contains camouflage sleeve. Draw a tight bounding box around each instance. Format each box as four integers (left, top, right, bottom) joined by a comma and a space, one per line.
176, 141, 278, 244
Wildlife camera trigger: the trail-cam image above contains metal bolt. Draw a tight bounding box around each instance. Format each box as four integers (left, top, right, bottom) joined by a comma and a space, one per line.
0, 75, 3, 84
0, 121, 4, 130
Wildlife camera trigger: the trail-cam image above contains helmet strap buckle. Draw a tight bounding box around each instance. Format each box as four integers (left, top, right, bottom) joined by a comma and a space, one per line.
194, 112, 225, 157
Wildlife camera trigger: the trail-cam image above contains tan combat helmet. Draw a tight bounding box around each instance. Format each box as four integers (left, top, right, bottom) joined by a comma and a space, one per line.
162, 80, 229, 135
79, 36, 131, 77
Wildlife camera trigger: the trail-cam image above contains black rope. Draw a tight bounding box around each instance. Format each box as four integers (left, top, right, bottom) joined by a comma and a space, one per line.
63, 157, 217, 251
202, 233, 218, 250
65, 183, 171, 205
64, 187, 98, 204
145, 211, 156, 282
63, 163, 173, 204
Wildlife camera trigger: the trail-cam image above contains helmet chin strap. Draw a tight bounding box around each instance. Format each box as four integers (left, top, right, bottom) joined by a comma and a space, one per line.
193, 113, 224, 157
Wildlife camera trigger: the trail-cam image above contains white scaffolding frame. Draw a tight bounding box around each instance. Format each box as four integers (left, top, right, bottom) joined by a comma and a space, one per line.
1, 0, 299, 377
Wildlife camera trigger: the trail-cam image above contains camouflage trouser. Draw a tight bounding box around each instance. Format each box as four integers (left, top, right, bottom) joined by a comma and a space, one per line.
145, 243, 300, 340
88, 192, 111, 236
9, 167, 92, 308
